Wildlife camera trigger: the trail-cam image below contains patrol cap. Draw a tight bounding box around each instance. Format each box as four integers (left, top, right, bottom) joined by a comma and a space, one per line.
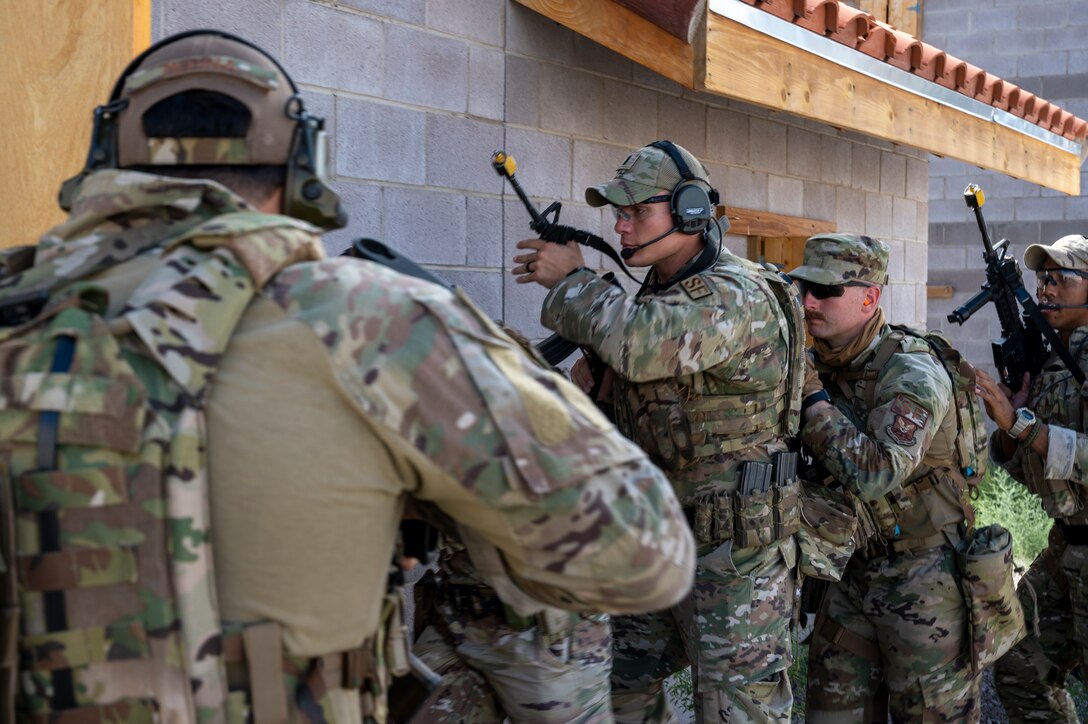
115, 32, 298, 167
789, 233, 890, 286
1024, 234, 1088, 271
585, 143, 709, 207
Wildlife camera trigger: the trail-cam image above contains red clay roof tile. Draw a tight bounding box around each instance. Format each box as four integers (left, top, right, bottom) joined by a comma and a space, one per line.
738, 0, 1088, 143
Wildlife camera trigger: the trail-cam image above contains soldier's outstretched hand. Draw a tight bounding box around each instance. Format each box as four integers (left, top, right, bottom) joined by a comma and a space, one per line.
513, 238, 585, 289
975, 369, 1029, 431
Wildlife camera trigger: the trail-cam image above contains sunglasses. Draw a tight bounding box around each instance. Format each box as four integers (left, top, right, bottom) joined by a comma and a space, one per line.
1035, 268, 1088, 289
795, 280, 872, 300
611, 195, 671, 222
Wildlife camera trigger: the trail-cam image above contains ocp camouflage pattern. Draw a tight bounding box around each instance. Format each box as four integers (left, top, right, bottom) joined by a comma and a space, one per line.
542, 251, 801, 722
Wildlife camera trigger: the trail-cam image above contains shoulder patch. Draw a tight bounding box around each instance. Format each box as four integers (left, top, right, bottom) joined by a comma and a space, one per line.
890, 394, 930, 427
679, 276, 712, 300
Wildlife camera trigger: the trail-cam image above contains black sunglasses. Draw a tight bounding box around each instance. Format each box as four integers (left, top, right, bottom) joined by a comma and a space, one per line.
796, 280, 872, 300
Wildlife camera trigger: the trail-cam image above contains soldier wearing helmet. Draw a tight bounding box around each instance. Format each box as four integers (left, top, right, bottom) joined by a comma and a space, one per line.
791, 234, 981, 722
977, 234, 1088, 721
513, 141, 806, 722
0, 31, 696, 723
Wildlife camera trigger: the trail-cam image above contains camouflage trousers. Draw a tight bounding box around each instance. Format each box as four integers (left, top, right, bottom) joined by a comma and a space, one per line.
610, 539, 796, 723
806, 544, 979, 723
993, 528, 1085, 723
410, 589, 613, 723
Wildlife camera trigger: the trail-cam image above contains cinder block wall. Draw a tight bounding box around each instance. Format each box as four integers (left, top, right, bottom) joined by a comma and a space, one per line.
924, 0, 1088, 366
154, 0, 930, 337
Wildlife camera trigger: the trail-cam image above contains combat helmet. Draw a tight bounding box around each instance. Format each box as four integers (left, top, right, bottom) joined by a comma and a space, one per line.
59, 29, 346, 229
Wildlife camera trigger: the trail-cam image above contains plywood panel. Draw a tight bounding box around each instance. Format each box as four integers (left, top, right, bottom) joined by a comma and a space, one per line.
513, 0, 694, 87
703, 12, 1080, 195
1, 2, 146, 248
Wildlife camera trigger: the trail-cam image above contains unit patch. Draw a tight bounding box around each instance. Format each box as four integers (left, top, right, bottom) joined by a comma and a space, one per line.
886, 394, 930, 445
680, 276, 712, 300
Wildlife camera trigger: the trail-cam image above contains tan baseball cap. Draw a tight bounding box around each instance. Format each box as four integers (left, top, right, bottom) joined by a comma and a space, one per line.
1024, 234, 1088, 271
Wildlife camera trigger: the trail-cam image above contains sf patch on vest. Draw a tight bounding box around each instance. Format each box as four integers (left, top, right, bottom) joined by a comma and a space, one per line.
887, 394, 930, 445
680, 276, 712, 300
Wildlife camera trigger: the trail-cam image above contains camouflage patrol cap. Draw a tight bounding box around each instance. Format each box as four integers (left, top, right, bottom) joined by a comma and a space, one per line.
1024, 234, 1088, 271
789, 234, 890, 286
586, 143, 710, 207
115, 32, 298, 167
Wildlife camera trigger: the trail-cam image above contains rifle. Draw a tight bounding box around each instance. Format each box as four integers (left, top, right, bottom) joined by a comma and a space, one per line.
947, 184, 1084, 392
490, 151, 629, 399
343, 237, 579, 366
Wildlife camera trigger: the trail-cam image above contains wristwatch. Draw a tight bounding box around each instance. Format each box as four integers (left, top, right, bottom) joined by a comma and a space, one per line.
1007, 407, 1037, 439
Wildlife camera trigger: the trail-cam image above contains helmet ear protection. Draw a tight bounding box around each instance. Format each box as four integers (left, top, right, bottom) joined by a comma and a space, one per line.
649, 140, 720, 236
59, 29, 346, 230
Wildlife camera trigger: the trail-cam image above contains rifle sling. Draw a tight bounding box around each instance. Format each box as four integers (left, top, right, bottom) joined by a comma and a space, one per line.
1016, 288, 1086, 386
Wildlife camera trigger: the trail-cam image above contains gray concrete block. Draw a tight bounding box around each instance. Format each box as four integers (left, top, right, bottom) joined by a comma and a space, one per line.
506, 3, 573, 65
284, 2, 383, 95
803, 181, 836, 223
767, 176, 803, 217
337, 0, 425, 24
382, 187, 466, 264
336, 97, 426, 184
1014, 196, 1065, 222
916, 204, 929, 244
425, 114, 504, 193
426, 0, 503, 46
943, 29, 994, 58
969, 7, 1020, 32
574, 34, 633, 81
322, 180, 383, 254
820, 135, 852, 188
836, 187, 866, 234
657, 97, 707, 158
929, 245, 967, 271
540, 65, 604, 138
573, 140, 630, 206
928, 175, 944, 201
440, 268, 504, 319
385, 23, 468, 112
724, 167, 768, 210
887, 284, 918, 327
602, 81, 659, 147
469, 45, 505, 121
929, 198, 970, 225
886, 238, 905, 282
466, 196, 505, 268
865, 193, 894, 239
787, 127, 822, 180
504, 55, 540, 127
750, 120, 788, 176
990, 28, 1044, 54
1016, 3, 1069, 29
1042, 220, 1081, 242
632, 63, 685, 95
893, 196, 919, 242
1064, 194, 1088, 220
1019, 51, 1069, 78
880, 153, 907, 197
501, 128, 572, 202
851, 144, 880, 191
1039, 72, 1088, 102
904, 240, 928, 283
906, 157, 928, 202
502, 273, 552, 339
1071, 50, 1088, 76
706, 108, 749, 167
162, 0, 282, 53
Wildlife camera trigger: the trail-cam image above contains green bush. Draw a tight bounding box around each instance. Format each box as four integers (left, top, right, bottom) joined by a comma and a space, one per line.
972, 466, 1051, 567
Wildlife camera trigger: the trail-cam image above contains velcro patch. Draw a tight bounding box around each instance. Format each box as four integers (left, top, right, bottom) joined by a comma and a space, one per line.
680, 276, 712, 300
886, 415, 920, 445
890, 395, 930, 427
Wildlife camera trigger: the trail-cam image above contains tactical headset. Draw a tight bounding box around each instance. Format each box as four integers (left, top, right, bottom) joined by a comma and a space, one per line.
58, 29, 346, 230
649, 140, 720, 236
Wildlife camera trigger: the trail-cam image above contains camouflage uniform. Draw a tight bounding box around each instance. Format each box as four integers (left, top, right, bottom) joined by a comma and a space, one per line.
792, 235, 979, 723
991, 235, 1088, 723
543, 140, 804, 724
0, 167, 697, 723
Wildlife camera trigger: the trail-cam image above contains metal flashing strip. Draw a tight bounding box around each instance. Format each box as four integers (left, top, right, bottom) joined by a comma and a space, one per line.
709, 0, 1081, 156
